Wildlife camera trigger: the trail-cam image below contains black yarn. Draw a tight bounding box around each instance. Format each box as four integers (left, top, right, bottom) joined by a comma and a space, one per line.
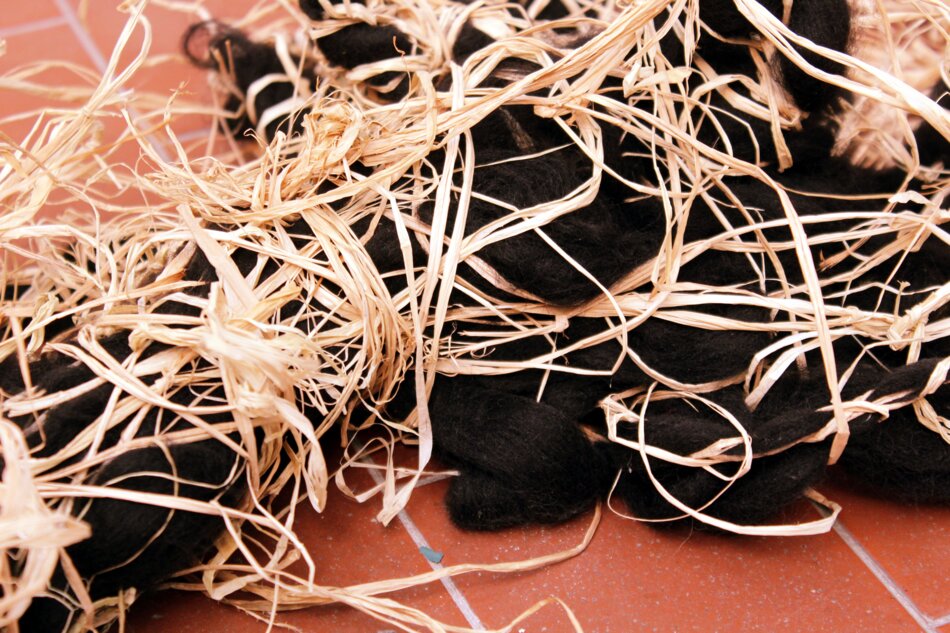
418, 143, 666, 306
182, 21, 317, 139
182, 0, 944, 531
298, 0, 325, 21
1, 207, 366, 633
780, 0, 852, 112
452, 21, 500, 63
839, 360, 950, 503
698, 0, 784, 38
429, 375, 614, 530
610, 436, 832, 525
1, 282, 80, 360
655, 0, 854, 171
294, 5, 418, 100
3, 381, 247, 633
0, 245, 264, 632
17, 440, 246, 632
914, 89, 950, 166
605, 359, 944, 526
316, 22, 413, 95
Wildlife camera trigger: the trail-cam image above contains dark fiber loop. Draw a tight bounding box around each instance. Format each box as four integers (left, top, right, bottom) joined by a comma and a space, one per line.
179, 0, 950, 536
183, 20, 315, 138
299, 0, 326, 21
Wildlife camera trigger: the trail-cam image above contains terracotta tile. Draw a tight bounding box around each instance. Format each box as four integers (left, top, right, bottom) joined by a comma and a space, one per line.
10, 0, 307, 164
66, 0, 266, 54
1, 0, 61, 28
819, 468, 950, 619
1, 25, 89, 141
0, 19, 218, 216
401, 479, 925, 632
61, 0, 290, 91
45, 2, 214, 143
0, 25, 115, 225
1, 25, 117, 131
129, 591, 270, 633
55, 0, 308, 161
127, 450, 468, 632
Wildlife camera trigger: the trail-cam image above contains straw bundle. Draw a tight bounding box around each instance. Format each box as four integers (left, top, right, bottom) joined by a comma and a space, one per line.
0, 0, 947, 631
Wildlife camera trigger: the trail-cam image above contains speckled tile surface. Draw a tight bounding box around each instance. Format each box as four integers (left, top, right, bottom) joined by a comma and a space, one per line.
399, 480, 928, 633
820, 469, 950, 620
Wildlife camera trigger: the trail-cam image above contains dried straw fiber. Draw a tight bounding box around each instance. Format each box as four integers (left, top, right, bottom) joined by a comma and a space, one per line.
0, 0, 947, 631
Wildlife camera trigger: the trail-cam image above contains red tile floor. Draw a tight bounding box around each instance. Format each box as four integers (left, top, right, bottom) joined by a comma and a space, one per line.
2, 2, 949, 631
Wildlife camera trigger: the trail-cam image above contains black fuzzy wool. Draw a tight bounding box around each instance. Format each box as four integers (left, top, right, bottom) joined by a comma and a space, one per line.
656, 0, 854, 172
429, 375, 614, 529
16, 439, 245, 632
266, 0, 944, 529
605, 359, 943, 525
1, 240, 270, 632
839, 360, 950, 503
3, 347, 248, 631
164, 0, 950, 533
183, 22, 318, 139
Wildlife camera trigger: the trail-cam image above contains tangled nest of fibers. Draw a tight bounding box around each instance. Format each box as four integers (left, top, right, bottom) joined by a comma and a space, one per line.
0, 0, 948, 631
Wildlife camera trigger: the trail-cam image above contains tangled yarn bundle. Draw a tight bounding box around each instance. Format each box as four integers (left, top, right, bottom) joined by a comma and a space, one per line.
184, 0, 950, 523
0, 0, 947, 631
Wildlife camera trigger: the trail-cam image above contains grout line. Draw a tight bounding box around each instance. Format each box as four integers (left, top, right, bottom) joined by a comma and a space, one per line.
932, 613, 950, 627
52, 0, 108, 72
832, 519, 938, 633
52, 0, 173, 164
0, 16, 68, 39
175, 126, 215, 143
364, 464, 486, 631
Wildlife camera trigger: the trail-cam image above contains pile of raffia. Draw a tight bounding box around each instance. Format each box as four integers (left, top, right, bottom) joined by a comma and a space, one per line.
0, 0, 947, 630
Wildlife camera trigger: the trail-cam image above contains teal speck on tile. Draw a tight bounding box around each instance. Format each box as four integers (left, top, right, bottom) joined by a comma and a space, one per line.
419, 546, 444, 564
